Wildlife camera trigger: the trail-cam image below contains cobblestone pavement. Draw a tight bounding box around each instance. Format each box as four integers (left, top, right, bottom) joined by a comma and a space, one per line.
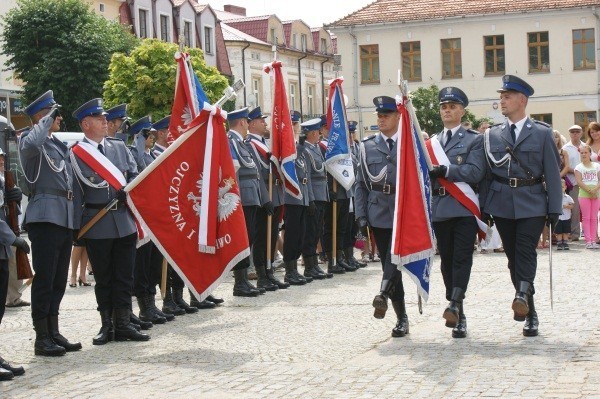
1, 244, 599, 398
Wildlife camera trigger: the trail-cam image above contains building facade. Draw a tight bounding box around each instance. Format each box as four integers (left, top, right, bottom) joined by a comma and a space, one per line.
327, 0, 600, 137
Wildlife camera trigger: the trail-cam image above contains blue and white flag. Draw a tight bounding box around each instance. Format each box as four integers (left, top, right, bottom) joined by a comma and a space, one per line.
325, 78, 355, 191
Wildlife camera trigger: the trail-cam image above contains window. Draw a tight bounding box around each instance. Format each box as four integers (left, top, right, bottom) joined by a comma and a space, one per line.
321, 38, 327, 53
307, 85, 315, 115
575, 111, 597, 133
139, 9, 148, 39
252, 76, 263, 108
360, 44, 380, 84
250, 52, 260, 60
183, 21, 192, 47
160, 15, 170, 42
441, 38, 462, 79
573, 29, 595, 70
289, 82, 298, 111
270, 28, 276, 44
292, 34, 297, 49
484, 35, 505, 76
528, 31, 549, 73
401, 41, 421, 82
99, 3, 105, 13
301, 34, 307, 52
531, 113, 553, 126
204, 27, 213, 54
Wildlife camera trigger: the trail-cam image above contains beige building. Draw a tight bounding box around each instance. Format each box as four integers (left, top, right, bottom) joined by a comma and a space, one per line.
327, 0, 600, 138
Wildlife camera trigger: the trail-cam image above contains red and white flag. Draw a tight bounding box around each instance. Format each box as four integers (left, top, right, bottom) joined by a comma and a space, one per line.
167, 52, 201, 144
126, 106, 250, 300
264, 61, 302, 199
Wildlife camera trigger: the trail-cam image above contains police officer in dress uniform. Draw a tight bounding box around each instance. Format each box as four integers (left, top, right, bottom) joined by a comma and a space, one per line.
71, 99, 149, 344
479, 75, 562, 337
0, 148, 28, 379
227, 107, 269, 296
282, 133, 313, 285
300, 118, 331, 280
105, 104, 131, 141
356, 96, 409, 338
246, 106, 286, 291
20, 91, 81, 356
429, 87, 486, 338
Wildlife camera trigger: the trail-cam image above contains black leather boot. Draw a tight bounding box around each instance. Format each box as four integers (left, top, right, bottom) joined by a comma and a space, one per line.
233, 268, 260, 297
256, 263, 279, 291
345, 247, 367, 268
113, 309, 150, 342
512, 281, 531, 321
266, 266, 290, 289
145, 295, 171, 322
93, 310, 114, 345
0, 366, 13, 381
372, 278, 394, 319
189, 290, 217, 309
326, 251, 345, 274
0, 357, 24, 377
244, 270, 266, 294
284, 260, 307, 285
162, 289, 186, 316
130, 308, 152, 330
337, 251, 356, 272
311, 255, 332, 278
452, 302, 467, 338
443, 287, 464, 328
206, 294, 224, 304
303, 256, 325, 280
48, 315, 82, 352
138, 295, 165, 325
173, 288, 199, 313
523, 295, 539, 337
391, 299, 409, 337
33, 318, 66, 356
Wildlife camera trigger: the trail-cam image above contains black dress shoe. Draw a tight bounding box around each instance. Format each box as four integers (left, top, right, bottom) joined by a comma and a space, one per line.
206, 294, 224, 304
391, 315, 409, 337
0, 358, 24, 376
0, 367, 13, 381
452, 315, 467, 338
195, 299, 217, 309
523, 311, 539, 337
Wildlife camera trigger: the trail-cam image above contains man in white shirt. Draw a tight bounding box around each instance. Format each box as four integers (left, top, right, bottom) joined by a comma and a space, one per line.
562, 125, 585, 240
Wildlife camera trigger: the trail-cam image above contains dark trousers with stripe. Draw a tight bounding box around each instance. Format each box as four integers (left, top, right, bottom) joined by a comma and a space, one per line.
233, 206, 258, 271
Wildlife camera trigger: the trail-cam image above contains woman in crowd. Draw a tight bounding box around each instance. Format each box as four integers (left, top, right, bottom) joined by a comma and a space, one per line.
586, 122, 600, 161
574, 145, 600, 249
69, 241, 91, 287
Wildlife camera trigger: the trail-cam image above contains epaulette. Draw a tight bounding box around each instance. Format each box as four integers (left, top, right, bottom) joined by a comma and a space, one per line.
106, 136, 122, 141
491, 122, 502, 127
467, 129, 479, 135
533, 120, 551, 128
362, 135, 376, 142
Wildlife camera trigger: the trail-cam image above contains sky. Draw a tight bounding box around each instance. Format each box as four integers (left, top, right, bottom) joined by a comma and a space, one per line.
208, 0, 375, 27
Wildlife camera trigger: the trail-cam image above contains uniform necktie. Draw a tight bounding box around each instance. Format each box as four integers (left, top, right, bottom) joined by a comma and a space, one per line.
261, 137, 266, 144
98, 143, 105, 155
445, 129, 452, 148
510, 124, 517, 143
387, 138, 394, 152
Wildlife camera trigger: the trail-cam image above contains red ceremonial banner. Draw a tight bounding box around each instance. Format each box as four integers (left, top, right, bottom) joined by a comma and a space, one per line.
126, 108, 250, 300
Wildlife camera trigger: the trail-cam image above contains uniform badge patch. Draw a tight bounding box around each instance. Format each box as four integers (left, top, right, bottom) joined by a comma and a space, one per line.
456, 155, 463, 164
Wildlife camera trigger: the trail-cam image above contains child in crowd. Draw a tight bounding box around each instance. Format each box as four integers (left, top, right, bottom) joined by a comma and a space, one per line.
556, 180, 574, 250
574, 144, 600, 249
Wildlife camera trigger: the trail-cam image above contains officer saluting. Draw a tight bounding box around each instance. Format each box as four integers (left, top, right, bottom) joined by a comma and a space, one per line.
480, 75, 562, 337
71, 98, 149, 344
429, 87, 485, 338
356, 96, 409, 338
20, 90, 80, 356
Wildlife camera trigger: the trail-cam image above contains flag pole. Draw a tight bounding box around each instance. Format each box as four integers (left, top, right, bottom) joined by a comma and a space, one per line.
162, 34, 187, 299
266, 47, 278, 271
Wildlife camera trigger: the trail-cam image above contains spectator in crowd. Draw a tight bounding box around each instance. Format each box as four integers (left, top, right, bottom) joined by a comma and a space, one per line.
477, 121, 491, 134
586, 121, 600, 161
574, 145, 600, 249
69, 242, 90, 287
556, 180, 574, 250
563, 125, 586, 241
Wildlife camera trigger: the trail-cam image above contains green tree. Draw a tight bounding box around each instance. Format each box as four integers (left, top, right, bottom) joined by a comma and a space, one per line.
409, 84, 488, 135
1, 0, 138, 130
103, 39, 230, 121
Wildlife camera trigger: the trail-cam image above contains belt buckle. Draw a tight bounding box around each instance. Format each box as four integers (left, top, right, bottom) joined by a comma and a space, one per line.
439, 187, 446, 196
66, 190, 73, 201
302, 178, 308, 184
383, 183, 391, 194
275, 179, 280, 186
109, 202, 118, 211
509, 178, 518, 188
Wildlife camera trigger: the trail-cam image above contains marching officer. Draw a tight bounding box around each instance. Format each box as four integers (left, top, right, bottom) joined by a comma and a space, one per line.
20, 90, 81, 356
105, 103, 130, 141
300, 118, 331, 280
480, 75, 562, 337
227, 107, 269, 296
71, 98, 149, 344
429, 87, 486, 338
356, 96, 409, 338
246, 106, 287, 291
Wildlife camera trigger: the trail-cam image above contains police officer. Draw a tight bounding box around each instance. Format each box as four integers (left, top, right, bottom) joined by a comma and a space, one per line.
105, 103, 130, 141
429, 87, 486, 338
20, 90, 81, 355
282, 133, 312, 285
356, 96, 408, 338
71, 98, 149, 344
227, 107, 270, 296
246, 106, 286, 291
480, 75, 562, 337
300, 118, 331, 280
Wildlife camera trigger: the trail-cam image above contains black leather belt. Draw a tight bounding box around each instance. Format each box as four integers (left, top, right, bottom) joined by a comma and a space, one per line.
32, 187, 73, 200
432, 187, 448, 197
85, 202, 123, 211
311, 176, 326, 181
494, 175, 544, 187
239, 174, 259, 181
371, 183, 395, 195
